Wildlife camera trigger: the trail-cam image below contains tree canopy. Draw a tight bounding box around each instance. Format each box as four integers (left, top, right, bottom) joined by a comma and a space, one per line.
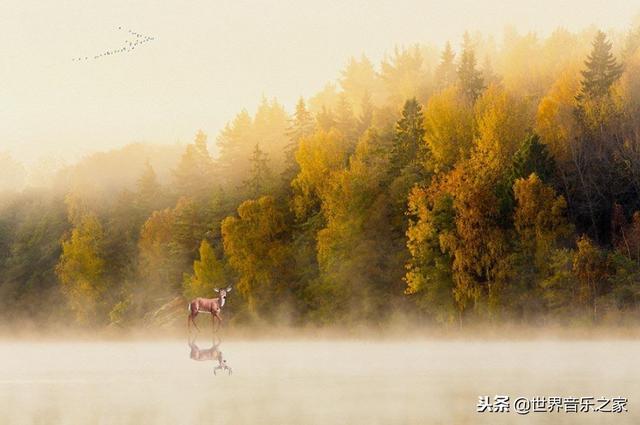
2, 26, 640, 329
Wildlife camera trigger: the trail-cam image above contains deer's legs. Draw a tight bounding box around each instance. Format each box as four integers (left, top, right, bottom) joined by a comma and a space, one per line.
188, 313, 200, 332
214, 312, 223, 332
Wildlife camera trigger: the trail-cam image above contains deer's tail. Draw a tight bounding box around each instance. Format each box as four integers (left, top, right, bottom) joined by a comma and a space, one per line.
188, 303, 191, 313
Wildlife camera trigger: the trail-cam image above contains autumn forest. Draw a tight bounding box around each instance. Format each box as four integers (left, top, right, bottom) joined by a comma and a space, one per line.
3, 24, 640, 330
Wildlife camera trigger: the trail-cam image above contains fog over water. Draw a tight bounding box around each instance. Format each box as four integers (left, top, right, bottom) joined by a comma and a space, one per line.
1, 339, 638, 424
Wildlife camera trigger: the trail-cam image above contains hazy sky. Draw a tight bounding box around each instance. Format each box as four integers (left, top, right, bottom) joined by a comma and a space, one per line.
1, 0, 638, 164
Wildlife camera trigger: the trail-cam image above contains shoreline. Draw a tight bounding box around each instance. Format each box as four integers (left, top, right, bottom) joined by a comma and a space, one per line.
2, 323, 640, 342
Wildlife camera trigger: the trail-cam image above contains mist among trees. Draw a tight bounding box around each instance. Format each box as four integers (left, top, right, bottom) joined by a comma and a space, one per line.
3, 24, 640, 329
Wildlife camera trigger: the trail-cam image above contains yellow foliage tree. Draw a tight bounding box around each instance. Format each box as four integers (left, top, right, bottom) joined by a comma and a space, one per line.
573, 235, 610, 320
424, 86, 475, 172
535, 67, 581, 163
138, 208, 176, 287
405, 184, 456, 323
473, 84, 531, 171
513, 173, 573, 269
435, 159, 510, 317
56, 213, 106, 324
221, 196, 290, 315
291, 129, 348, 220
183, 240, 227, 300
313, 131, 394, 322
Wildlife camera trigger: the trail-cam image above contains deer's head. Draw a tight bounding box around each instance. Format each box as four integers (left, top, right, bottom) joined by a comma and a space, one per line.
214, 286, 232, 306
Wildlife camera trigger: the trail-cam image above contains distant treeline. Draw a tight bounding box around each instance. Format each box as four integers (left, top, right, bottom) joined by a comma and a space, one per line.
2, 26, 640, 328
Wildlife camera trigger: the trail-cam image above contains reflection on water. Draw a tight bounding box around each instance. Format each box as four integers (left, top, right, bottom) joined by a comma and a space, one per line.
0, 340, 639, 424
188, 335, 233, 375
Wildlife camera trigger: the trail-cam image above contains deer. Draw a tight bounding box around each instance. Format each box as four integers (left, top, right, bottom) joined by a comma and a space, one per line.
187, 286, 232, 332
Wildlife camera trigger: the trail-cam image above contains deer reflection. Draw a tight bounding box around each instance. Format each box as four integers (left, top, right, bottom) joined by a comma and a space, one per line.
188, 334, 232, 375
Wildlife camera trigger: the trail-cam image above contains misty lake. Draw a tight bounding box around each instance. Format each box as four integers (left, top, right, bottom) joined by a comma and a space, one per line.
0, 339, 638, 424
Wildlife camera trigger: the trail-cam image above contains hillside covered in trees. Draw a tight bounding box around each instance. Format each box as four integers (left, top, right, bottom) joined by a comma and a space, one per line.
3, 24, 640, 329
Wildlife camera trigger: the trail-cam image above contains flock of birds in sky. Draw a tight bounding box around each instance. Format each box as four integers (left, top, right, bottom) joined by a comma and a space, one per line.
72, 27, 155, 62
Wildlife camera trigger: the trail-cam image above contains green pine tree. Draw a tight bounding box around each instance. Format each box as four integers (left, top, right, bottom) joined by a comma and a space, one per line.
283, 98, 315, 182
457, 33, 485, 102
389, 98, 427, 175
316, 106, 336, 132
136, 161, 163, 212
173, 130, 215, 199
357, 91, 374, 136
510, 134, 556, 184
334, 93, 358, 144
435, 41, 457, 89
244, 143, 272, 198
286, 98, 315, 145
578, 30, 623, 100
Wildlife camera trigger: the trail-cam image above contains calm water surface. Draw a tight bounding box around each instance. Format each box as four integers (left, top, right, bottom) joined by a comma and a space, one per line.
0, 339, 638, 424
